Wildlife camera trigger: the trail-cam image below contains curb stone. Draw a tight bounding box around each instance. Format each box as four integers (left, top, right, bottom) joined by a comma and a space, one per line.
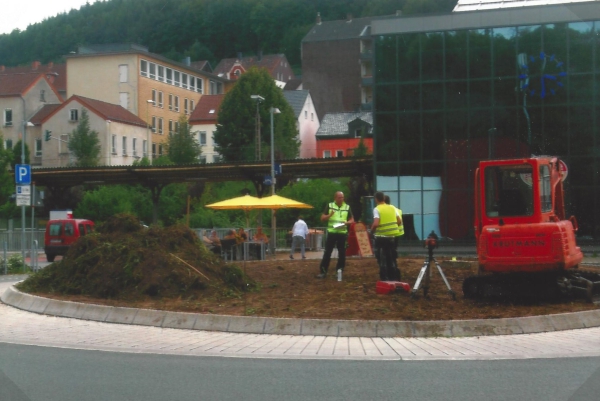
2, 285, 600, 338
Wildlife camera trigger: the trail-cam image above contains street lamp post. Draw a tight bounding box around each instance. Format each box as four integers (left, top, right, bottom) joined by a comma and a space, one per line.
146, 100, 154, 165
269, 107, 281, 255
21, 120, 34, 265
250, 95, 264, 160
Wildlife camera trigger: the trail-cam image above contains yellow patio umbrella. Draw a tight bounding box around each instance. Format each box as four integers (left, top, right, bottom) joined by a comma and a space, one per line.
205, 194, 264, 227
205, 194, 264, 211
255, 194, 313, 210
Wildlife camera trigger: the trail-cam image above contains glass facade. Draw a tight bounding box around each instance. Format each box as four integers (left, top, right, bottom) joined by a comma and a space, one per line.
374, 20, 600, 241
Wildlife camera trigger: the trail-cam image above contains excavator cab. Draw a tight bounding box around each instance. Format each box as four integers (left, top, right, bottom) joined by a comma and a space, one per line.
466, 157, 599, 301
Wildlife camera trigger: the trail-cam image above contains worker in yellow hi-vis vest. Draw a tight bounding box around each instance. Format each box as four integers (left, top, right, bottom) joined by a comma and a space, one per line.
316, 191, 354, 279
372, 192, 402, 281
385, 195, 404, 277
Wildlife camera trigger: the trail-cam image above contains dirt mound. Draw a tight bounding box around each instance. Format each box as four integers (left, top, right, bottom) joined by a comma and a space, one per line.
18, 214, 254, 300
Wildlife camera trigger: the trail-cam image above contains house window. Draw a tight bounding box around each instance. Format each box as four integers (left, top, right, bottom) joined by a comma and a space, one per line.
189, 77, 196, 91
323, 150, 331, 158
157, 66, 164, 81
5, 139, 13, 149
311, 113, 314, 121
199, 131, 206, 145
151, 116, 156, 133
169, 120, 173, 134
234, 70, 241, 77
122, 136, 127, 155
70, 109, 78, 122
182, 73, 188, 89
40, 89, 46, 102
199, 156, 206, 163
152, 143, 156, 157
336, 150, 344, 157
140, 60, 148, 77
213, 155, 221, 163
166, 68, 173, 84
3, 109, 12, 126
158, 144, 163, 156
149, 63, 156, 79
111, 135, 117, 154
174, 71, 181, 86
168, 94, 173, 111
174, 96, 180, 112
119, 92, 129, 109
158, 91, 163, 108
143, 140, 147, 157
304, 111, 307, 119
119, 64, 128, 82
196, 78, 203, 93
175, 121, 180, 132
35, 138, 42, 157
184, 98, 189, 115
132, 138, 137, 156
190, 100, 195, 113
151, 89, 157, 106
158, 117, 163, 134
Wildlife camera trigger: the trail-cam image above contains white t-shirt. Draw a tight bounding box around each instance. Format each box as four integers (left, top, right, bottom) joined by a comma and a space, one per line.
291, 219, 309, 238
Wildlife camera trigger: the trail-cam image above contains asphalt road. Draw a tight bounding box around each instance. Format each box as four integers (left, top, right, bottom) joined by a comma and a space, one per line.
1, 343, 599, 401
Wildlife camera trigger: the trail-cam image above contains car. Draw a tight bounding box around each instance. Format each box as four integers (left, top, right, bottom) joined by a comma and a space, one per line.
44, 219, 94, 262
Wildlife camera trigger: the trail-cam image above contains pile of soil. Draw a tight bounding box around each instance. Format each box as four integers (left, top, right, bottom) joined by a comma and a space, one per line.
18, 214, 254, 301
16, 213, 600, 320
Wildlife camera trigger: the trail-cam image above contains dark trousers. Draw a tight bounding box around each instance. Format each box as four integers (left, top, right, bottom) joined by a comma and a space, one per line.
375, 236, 400, 281
319, 232, 347, 274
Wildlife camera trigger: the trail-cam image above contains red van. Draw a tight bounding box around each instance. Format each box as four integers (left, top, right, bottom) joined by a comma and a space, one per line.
44, 219, 95, 262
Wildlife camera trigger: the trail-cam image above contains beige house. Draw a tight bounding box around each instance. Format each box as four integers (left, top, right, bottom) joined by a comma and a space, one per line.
0, 72, 63, 166
65, 44, 229, 158
188, 94, 225, 163
34, 95, 147, 167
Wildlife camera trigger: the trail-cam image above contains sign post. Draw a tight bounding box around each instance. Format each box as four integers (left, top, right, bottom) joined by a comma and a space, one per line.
15, 164, 31, 267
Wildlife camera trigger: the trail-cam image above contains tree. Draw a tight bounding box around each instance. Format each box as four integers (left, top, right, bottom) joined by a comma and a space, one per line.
166, 115, 201, 164
11, 140, 29, 171
214, 67, 299, 162
0, 133, 16, 209
68, 109, 101, 167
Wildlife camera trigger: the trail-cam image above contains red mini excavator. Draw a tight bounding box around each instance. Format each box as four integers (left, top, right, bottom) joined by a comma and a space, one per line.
464, 156, 600, 301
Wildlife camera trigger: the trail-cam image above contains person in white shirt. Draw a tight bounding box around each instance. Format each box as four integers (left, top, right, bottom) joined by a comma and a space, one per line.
290, 216, 309, 259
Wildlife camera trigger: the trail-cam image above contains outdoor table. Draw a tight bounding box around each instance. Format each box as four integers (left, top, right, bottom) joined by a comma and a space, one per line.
242, 241, 266, 261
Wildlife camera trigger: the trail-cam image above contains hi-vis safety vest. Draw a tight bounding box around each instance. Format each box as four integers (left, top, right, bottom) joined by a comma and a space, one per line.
327, 202, 350, 234
375, 204, 401, 237
395, 206, 405, 237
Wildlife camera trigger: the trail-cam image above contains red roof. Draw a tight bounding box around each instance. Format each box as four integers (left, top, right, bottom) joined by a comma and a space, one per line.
30, 104, 63, 125
0, 62, 66, 94
42, 95, 147, 128
214, 54, 289, 78
0, 72, 45, 97
189, 94, 225, 124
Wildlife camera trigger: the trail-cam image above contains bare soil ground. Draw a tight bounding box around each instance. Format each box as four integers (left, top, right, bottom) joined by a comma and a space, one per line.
25, 254, 600, 322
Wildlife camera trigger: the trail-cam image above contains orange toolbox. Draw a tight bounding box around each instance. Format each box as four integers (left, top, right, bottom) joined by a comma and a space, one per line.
376, 281, 410, 294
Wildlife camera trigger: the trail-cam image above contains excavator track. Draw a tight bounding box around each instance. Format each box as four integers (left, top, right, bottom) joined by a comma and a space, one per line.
463, 270, 600, 303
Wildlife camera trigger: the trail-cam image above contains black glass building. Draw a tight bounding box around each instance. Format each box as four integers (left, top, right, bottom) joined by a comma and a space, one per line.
372, 2, 600, 241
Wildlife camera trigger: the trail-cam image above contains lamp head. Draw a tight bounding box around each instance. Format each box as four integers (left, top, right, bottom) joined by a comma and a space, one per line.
250, 95, 265, 102
271, 107, 281, 114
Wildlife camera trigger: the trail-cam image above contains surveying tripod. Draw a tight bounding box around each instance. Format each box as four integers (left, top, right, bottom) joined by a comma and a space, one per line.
410, 231, 456, 300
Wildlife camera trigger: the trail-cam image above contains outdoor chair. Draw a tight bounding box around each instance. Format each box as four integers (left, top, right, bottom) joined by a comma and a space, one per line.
220, 238, 238, 261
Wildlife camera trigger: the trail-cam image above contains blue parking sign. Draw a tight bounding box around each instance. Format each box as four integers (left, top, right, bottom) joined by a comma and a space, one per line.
15, 164, 31, 185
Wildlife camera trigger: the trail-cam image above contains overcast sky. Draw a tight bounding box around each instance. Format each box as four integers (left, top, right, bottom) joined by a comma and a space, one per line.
1, 0, 101, 35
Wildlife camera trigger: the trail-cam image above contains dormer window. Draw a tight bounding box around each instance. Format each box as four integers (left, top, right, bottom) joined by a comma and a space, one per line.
40, 90, 46, 102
